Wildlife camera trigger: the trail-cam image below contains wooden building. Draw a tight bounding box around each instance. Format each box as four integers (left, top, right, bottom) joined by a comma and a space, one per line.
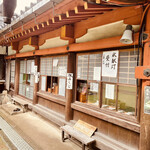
1, 0, 150, 149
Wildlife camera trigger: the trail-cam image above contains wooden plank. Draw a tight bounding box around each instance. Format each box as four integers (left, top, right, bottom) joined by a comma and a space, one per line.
73, 120, 97, 137
71, 103, 140, 133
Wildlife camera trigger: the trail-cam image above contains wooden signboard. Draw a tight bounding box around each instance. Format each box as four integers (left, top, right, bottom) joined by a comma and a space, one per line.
73, 120, 97, 137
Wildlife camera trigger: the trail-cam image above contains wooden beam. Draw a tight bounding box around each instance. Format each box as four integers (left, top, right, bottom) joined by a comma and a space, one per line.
35, 46, 68, 56
29, 36, 39, 46
14, 58, 20, 95
11, 42, 19, 51
75, 6, 111, 15
74, 5, 143, 38
16, 51, 35, 58
139, 8, 150, 150
61, 25, 74, 41
5, 54, 16, 60
38, 28, 61, 46
135, 66, 150, 79
69, 33, 140, 52
84, 2, 116, 10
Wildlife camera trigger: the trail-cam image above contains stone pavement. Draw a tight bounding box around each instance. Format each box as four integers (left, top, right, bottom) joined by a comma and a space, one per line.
0, 106, 81, 150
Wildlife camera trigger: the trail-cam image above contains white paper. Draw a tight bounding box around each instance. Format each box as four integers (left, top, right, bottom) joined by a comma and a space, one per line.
59, 78, 66, 96
34, 66, 37, 74
77, 67, 81, 78
35, 74, 38, 83
102, 51, 119, 77
67, 73, 73, 90
90, 83, 98, 92
41, 76, 46, 91
58, 66, 67, 76
31, 61, 35, 73
93, 67, 101, 81
105, 84, 115, 99
53, 59, 58, 67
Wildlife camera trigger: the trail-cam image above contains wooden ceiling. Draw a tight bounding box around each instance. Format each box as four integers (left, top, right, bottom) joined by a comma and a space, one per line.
0, 0, 146, 46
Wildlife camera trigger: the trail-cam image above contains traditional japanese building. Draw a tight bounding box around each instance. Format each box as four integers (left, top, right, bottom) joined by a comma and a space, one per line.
0, 0, 150, 149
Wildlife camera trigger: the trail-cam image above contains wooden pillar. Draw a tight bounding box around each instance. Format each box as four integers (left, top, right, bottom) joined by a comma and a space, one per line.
139, 8, 150, 150
14, 58, 20, 95
33, 56, 40, 105
65, 52, 76, 121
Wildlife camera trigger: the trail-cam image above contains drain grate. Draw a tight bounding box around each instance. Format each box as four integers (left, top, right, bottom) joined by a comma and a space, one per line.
0, 117, 33, 150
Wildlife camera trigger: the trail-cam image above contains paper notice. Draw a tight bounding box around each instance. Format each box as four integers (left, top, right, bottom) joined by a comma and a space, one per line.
67, 73, 73, 89
41, 76, 46, 91
105, 84, 115, 99
93, 67, 101, 81
58, 66, 67, 76
53, 59, 58, 67
90, 83, 99, 92
102, 51, 119, 77
59, 78, 66, 96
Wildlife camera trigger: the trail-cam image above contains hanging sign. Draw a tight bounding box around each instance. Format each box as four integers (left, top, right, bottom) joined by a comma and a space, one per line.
102, 51, 119, 77
67, 73, 73, 90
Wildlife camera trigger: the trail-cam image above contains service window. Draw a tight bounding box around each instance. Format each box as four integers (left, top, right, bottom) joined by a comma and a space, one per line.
10, 60, 15, 88
40, 55, 67, 97
76, 49, 140, 117
19, 59, 34, 100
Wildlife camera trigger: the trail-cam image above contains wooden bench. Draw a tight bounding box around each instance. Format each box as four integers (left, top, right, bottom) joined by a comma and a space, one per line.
61, 120, 97, 150
12, 97, 28, 113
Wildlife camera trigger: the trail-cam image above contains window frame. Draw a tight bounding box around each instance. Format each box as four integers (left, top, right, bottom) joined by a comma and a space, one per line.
39, 55, 68, 98
19, 59, 34, 100
75, 49, 141, 122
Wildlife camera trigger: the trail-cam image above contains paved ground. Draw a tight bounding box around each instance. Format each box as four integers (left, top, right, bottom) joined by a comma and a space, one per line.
0, 106, 81, 150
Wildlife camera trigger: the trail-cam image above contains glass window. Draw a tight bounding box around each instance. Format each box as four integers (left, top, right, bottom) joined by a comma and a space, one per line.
19, 60, 34, 100
76, 49, 140, 118
118, 86, 136, 116
102, 83, 116, 111
76, 53, 102, 106
40, 55, 68, 97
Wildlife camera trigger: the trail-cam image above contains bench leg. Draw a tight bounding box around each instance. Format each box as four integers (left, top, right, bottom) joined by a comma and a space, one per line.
62, 130, 65, 142
82, 144, 85, 150
62, 131, 69, 142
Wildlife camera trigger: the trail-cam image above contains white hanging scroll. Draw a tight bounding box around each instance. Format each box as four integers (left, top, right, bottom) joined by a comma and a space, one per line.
102, 51, 119, 78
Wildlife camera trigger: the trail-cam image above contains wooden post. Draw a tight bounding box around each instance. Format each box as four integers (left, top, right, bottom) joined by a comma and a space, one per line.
33, 56, 40, 105
65, 52, 76, 121
14, 58, 20, 95
139, 8, 150, 150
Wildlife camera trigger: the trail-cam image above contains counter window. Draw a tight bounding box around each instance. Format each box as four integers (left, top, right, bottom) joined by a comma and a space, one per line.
40, 56, 67, 97
76, 49, 140, 117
